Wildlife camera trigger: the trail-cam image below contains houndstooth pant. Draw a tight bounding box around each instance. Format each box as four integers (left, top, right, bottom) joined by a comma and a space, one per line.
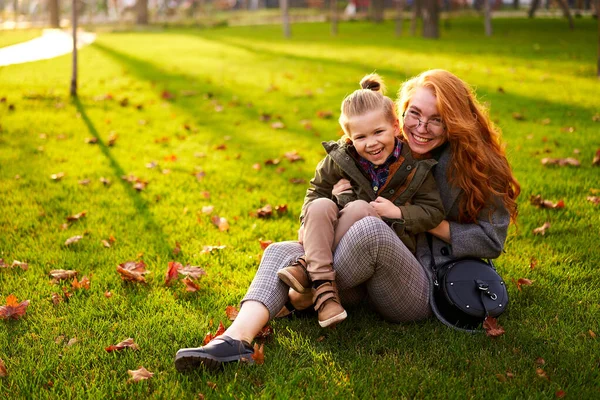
241, 216, 431, 323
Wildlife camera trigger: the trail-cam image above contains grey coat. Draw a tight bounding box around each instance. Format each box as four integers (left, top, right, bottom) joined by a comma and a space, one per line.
414, 144, 511, 331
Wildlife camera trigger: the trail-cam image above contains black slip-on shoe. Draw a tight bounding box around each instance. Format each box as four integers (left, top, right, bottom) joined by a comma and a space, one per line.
174, 335, 254, 372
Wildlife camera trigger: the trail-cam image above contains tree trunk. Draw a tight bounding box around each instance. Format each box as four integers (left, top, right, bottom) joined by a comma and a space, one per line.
528, 0, 539, 18
371, 0, 384, 23
395, 0, 404, 37
597, 0, 600, 78
13, 0, 18, 16
136, 0, 148, 25
512, 0, 519, 9
331, 0, 337, 36
49, 0, 60, 27
281, 0, 291, 38
555, 0, 574, 30
411, 0, 420, 36
421, 0, 439, 38
71, 0, 78, 97
484, 0, 492, 36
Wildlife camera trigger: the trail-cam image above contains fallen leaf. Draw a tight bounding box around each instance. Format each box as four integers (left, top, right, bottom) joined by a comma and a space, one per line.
496, 373, 507, 382
257, 204, 273, 218
284, 151, 303, 162
210, 216, 229, 231
255, 325, 273, 341
202, 205, 214, 215
207, 381, 217, 389
589, 330, 596, 338
202, 332, 213, 345
506, 371, 515, 379
0, 358, 7, 377
593, 114, 600, 122
587, 196, 600, 205
67, 338, 77, 346
66, 211, 87, 222
200, 191, 210, 199
275, 204, 288, 214
560, 126, 575, 133
541, 118, 551, 125
173, 242, 181, 255
264, 159, 280, 166
104, 291, 112, 298
165, 261, 181, 285
225, 306, 239, 321
100, 177, 111, 186
316, 110, 333, 119
215, 321, 226, 337
482, 316, 505, 337
78, 179, 91, 185
541, 157, 580, 167
252, 163, 261, 171
593, 149, 600, 166
107, 132, 118, 146
105, 338, 140, 352
529, 195, 565, 209
271, 121, 285, 129
51, 293, 62, 305
533, 222, 551, 235
535, 357, 545, 365
101, 239, 111, 248
289, 178, 306, 184
85, 137, 98, 144
252, 343, 265, 365
178, 265, 206, 279
72, 276, 90, 290
536, 368, 549, 380
65, 235, 84, 246
49, 269, 78, 281
259, 240, 273, 250
555, 390, 566, 398
512, 112, 525, 120
215, 144, 227, 150
161, 90, 175, 100
514, 278, 533, 291
316, 336, 325, 342
116, 260, 149, 283
182, 277, 200, 292
164, 154, 177, 162
51, 172, 65, 181
0, 294, 30, 320
201, 245, 226, 254
128, 366, 153, 382
530, 257, 537, 270
10, 260, 28, 270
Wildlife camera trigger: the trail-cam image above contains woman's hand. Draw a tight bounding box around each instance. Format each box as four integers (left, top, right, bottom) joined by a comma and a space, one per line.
332, 179, 352, 196
297, 225, 305, 244
369, 197, 402, 219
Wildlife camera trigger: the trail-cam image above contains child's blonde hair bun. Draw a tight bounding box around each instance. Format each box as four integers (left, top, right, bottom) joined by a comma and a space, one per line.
360, 73, 386, 94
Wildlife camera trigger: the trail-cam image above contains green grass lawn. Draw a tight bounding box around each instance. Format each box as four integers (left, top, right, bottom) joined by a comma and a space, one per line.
1, 17, 599, 398
0, 29, 41, 48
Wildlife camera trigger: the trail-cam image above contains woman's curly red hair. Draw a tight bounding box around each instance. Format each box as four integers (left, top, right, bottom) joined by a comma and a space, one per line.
397, 69, 520, 223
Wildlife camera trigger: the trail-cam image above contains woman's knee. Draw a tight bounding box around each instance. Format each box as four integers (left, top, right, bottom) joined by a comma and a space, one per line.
262, 241, 304, 267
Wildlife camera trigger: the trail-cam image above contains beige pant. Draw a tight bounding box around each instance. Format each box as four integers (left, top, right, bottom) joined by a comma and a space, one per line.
303, 198, 379, 281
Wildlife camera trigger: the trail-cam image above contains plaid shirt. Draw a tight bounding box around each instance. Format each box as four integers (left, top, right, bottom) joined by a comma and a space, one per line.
356, 139, 402, 194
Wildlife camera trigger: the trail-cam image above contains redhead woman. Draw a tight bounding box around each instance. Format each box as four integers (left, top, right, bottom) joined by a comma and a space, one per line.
174, 69, 520, 372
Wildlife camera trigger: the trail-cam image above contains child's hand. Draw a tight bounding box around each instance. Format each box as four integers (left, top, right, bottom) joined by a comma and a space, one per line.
370, 197, 402, 219
332, 179, 352, 196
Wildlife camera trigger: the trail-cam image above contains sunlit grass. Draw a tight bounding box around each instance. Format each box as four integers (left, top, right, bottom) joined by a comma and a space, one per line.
0, 17, 599, 398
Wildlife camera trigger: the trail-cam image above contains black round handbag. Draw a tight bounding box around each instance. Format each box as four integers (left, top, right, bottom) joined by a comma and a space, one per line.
433, 258, 509, 329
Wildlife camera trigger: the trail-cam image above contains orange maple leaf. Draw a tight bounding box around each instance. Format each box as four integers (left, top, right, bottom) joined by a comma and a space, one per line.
116, 260, 149, 283
182, 277, 200, 292
165, 261, 182, 285
215, 321, 226, 337
483, 316, 505, 337
252, 343, 265, 365
105, 338, 140, 352
0, 294, 30, 320
225, 306, 239, 321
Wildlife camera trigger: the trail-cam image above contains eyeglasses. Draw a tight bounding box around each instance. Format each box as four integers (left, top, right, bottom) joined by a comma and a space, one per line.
402, 111, 446, 136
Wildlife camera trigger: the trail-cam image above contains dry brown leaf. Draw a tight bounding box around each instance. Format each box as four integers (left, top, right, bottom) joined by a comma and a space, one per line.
225, 306, 239, 321
535, 357, 545, 365
0, 294, 30, 320
257, 204, 273, 218
593, 149, 600, 166
482, 316, 505, 337
101, 239, 111, 248
173, 242, 181, 255
49, 269, 78, 281
284, 151, 303, 162
207, 381, 217, 390
512, 112, 525, 120
264, 158, 280, 166
10, 260, 28, 270
259, 240, 273, 250
105, 338, 140, 352
496, 373, 507, 382
271, 121, 285, 129
201, 205, 214, 215
72, 276, 90, 290
178, 266, 207, 280
0, 358, 7, 377
289, 178, 306, 185
182, 277, 200, 292
165, 261, 181, 286
255, 325, 273, 341
65, 235, 83, 246
128, 366, 154, 382
66, 338, 77, 347
536, 368, 549, 380
252, 343, 265, 365
215, 321, 226, 337
589, 330, 597, 338
104, 291, 112, 298
210, 216, 229, 231
116, 260, 149, 283
541, 157, 580, 167
51, 293, 62, 305
533, 222, 551, 235
50, 172, 65, 181
252, 163, 261, 171
555, 390, 566, 398
316, 110, 333, 119
513, 278, 533, 291
529, 257, 537, 270
587, 196, 600, 205
202, 245, 226, 254
529, 195, 565, 209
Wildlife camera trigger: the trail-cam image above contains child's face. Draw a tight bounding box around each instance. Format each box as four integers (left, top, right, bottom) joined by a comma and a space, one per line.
347, 110, 399, 166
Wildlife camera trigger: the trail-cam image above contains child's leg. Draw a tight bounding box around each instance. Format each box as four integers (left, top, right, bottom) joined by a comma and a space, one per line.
302, 198, 339, 281
333, 200, 380, 250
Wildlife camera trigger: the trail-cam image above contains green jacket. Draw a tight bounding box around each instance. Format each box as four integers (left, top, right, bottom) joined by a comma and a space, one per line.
300, 139, 445, 253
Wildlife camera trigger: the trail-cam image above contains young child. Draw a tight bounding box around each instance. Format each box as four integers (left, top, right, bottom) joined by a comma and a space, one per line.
278, 74, 445, 328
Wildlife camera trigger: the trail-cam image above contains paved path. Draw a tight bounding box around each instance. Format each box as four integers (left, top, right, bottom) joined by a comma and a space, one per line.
0, 29, 96, 67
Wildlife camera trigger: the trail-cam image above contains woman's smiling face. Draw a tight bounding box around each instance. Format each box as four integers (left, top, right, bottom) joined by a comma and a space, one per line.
402, 87, 447, 156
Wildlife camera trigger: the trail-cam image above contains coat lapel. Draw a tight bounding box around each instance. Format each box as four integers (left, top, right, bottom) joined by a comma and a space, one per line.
434, 145, 461, 213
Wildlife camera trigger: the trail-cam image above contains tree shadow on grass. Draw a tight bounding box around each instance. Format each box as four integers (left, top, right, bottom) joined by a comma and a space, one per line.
71, 97, 171, 257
